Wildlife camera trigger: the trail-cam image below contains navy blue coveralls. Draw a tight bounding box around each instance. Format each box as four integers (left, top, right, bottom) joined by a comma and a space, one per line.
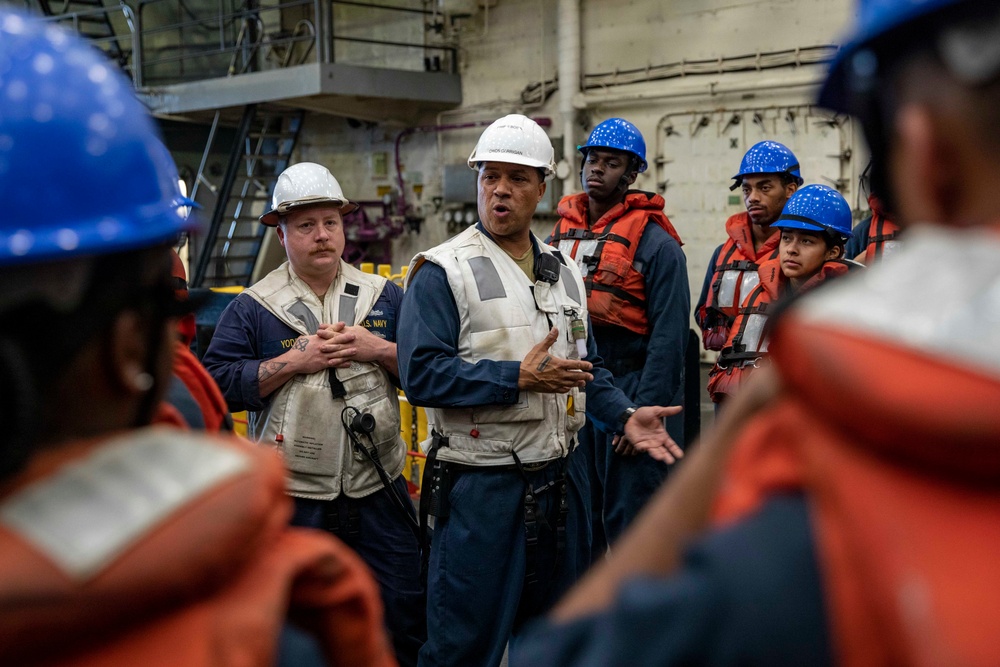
398, 225, 632, 667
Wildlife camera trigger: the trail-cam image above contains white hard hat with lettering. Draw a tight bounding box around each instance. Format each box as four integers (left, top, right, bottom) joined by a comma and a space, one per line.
468, 114, 556, 179
260, 162, 358, 226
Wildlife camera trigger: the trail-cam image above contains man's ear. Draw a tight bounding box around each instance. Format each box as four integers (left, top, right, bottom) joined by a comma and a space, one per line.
276, 223, 287, 248
537, 180, 547, 203
626, 170, 639, 187
891, 104, 955, 224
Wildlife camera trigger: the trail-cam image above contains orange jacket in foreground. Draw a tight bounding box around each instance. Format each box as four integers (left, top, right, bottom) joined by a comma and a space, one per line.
0, 427, 396, 667
712, 224, 1000, 666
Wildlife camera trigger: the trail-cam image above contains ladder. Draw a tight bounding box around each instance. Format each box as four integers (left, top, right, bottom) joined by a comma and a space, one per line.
192, 104, 305, 288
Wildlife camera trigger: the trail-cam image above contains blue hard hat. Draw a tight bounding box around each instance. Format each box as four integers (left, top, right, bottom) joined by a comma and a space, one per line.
819, 0, 969, 112
772, 184, 853, 241
578, 118, 648, 173
732, 141, 803, 186
0, 10, 197, 265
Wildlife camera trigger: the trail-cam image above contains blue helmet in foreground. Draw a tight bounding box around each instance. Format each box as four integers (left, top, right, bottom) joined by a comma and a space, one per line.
578, 118, 648, 173
732, 141, 804, 188
0, 10, 197, 265
773, 184, 853, 241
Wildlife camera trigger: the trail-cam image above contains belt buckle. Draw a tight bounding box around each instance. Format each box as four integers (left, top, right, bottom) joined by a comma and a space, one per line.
521, 460, 549, 472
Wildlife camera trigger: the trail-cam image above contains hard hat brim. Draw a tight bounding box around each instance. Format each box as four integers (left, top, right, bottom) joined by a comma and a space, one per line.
260, 197, 360, 226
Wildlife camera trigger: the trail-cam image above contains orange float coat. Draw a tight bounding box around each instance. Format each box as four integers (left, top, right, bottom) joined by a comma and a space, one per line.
860, 197, 902, 265
169, 342, 233, 432
550, 190, 683, 335
707, 256, 851, 403
698, 212, 781, 350
712, 226, 1000, 666
0, 427, 396, 667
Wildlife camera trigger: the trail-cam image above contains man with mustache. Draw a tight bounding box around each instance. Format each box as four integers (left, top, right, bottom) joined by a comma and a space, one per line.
203, 162, 425, 666
695, 141, 802, 353
548, 118, 689, 563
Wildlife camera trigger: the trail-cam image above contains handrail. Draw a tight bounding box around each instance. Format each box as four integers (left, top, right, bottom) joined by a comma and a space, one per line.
127, 0, 457, 88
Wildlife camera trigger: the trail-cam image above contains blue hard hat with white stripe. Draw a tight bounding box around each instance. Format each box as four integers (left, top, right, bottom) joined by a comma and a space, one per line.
578, 118, 648, 173
773, 184, 853, 241
732, 141, 804, 186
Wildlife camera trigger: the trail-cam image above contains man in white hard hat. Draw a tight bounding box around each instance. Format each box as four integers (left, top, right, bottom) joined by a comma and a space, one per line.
203, 162, 425, 666
397, 114, 682, 667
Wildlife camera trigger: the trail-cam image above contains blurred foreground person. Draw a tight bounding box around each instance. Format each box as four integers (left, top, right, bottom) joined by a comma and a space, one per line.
0, 12, 394, 667
514, 0, 1000, 665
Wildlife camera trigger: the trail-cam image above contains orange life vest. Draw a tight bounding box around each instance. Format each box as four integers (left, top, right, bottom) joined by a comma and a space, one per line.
707, 257, 852, 403
861, 205, 902, 265
168, 342, 233, 432
699, 212, 781, 350
550, 190, 682, 335
713, 227, 1000, 666
0, 427, 396, 667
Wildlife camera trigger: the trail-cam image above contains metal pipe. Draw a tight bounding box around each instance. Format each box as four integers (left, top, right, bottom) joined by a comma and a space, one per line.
584, 70, 822, 108
557, 0, 580, 194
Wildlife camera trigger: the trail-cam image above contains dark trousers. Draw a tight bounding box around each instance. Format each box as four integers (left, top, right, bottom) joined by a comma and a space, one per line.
419, 463, 583, 667
569, 378, 684, 562
291, 476, 426, 667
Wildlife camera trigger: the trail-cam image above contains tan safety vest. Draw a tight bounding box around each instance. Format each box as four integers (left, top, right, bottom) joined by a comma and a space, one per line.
245, 260, 405, 499
406, 226, 588, 466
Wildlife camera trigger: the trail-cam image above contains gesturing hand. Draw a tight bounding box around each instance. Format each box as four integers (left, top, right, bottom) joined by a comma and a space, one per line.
623, 406, 685, 464
518, 327, 594, 394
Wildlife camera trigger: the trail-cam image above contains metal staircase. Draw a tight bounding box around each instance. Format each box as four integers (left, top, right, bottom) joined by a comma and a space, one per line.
35, 0, 130, 69
192, 104, 304, 288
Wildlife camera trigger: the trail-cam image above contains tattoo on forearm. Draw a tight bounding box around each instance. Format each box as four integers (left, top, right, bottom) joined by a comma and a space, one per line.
293, 336, 308, 352
536, 355, 551, 372
258, 360, 287, 382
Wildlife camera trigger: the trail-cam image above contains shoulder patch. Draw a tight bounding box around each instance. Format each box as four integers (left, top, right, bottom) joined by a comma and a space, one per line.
0, 429, 251, 581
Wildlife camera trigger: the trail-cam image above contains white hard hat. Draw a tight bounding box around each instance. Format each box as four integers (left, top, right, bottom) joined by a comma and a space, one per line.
260, 162, 358, 226
468, 114, 556, 179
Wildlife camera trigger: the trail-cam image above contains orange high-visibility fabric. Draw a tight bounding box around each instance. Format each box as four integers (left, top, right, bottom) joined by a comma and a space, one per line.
698, 212, 780, 349
552, 190, 682, 335
0, 430, 396, 667
712, 318, 1000, 667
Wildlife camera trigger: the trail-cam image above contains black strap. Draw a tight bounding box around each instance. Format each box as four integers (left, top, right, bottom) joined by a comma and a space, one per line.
419, 431, 449, 575
589, 282, 646, 308
341, 408, 420, 542
511, 451, 569, 590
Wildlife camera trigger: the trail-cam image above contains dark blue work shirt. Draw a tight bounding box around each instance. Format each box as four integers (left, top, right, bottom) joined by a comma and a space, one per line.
202, 281, 402, 414
397, 226, 632, 433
